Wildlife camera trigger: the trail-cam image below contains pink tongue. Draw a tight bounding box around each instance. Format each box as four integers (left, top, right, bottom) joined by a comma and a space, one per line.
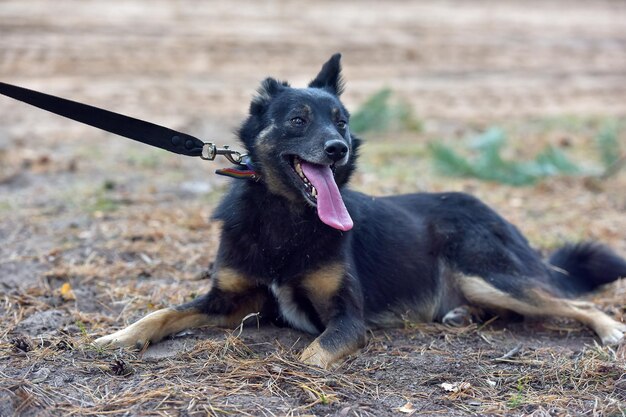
301, 162, 353, 231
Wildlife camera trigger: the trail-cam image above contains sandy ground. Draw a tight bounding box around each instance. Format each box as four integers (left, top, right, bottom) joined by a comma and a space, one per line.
1, 1, 626, 416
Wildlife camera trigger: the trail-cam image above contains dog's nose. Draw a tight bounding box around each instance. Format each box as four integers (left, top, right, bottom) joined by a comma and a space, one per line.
324, 140, 348, 162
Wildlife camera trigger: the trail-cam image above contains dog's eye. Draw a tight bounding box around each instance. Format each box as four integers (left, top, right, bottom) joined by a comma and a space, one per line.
290, 117, 306, 126
336, 120, 347, 129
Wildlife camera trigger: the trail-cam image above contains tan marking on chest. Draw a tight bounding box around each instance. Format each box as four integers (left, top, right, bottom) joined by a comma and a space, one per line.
216, 268, 254, 293
301, 263, 344, 320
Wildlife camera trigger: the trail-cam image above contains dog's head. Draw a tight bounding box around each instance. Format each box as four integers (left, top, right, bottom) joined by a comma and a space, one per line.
238, 53, 360, 231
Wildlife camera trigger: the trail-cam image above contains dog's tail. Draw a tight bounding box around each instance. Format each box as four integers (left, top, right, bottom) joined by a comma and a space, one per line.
547, 242, 626, 297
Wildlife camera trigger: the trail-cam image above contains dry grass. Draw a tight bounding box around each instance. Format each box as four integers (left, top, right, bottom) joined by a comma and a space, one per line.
1, 327, 380, 416
3, 306, 626, 416
1, 1, 626, 413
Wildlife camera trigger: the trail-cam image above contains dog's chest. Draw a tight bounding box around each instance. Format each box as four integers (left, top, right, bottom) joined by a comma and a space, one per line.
225, 227, 343, 284
270, 283, 319, 334
267, 262, 345, 334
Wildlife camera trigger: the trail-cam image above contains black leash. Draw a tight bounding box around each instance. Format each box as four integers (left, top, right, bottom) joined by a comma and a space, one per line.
0, 82, 259, 180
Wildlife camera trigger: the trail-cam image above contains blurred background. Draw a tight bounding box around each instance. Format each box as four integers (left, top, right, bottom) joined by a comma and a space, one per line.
1, 2, 626, 415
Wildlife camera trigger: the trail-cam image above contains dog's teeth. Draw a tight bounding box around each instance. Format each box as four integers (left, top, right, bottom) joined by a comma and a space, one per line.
311, 187, 317, 198
295, 162, 303, 175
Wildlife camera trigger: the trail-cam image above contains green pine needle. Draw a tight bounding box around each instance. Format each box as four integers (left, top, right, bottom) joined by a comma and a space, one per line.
429, 129, 585, 186
351, 88, 422, 134
596, 122, 621, 168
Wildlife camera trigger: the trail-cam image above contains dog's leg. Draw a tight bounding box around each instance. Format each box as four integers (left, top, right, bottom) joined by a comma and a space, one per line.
299, 270, 366, 368
299, 313, 366, 368
458, 275, 626, 345
93, 305, 215, 349
93, 268, 266, 349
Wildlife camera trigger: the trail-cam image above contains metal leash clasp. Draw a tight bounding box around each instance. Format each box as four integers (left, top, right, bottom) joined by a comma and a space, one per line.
201, 143, 247, 166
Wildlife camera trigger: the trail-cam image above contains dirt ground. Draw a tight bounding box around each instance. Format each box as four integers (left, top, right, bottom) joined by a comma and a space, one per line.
1, 1, 626, 416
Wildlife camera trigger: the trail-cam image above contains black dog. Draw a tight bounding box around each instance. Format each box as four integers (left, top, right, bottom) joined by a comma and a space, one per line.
95, 54, 626, 368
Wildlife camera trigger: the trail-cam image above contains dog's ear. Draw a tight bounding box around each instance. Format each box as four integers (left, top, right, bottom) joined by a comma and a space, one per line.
308, 53, 344, 96
250, 77, 289, 116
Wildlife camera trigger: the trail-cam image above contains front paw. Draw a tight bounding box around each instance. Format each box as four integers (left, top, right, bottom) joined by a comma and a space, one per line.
299, 339, 337, 369
93, 326, 150, 350
92, 308, 181, 349
599, 320, 626, 346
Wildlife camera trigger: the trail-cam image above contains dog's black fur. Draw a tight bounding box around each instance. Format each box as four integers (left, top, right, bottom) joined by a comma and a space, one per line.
95, 54, 626, 368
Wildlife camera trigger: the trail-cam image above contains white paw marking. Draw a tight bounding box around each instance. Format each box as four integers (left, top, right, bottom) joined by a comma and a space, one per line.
599, 320, 626, 346
442, 306, 472, 327
299, 340, 335, 369
92, 313, 165, 349
93, 326, 148, 349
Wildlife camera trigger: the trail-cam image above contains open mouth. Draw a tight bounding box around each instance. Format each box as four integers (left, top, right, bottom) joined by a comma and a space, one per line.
288, 155, 353, 231
291, 156, 323, 203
